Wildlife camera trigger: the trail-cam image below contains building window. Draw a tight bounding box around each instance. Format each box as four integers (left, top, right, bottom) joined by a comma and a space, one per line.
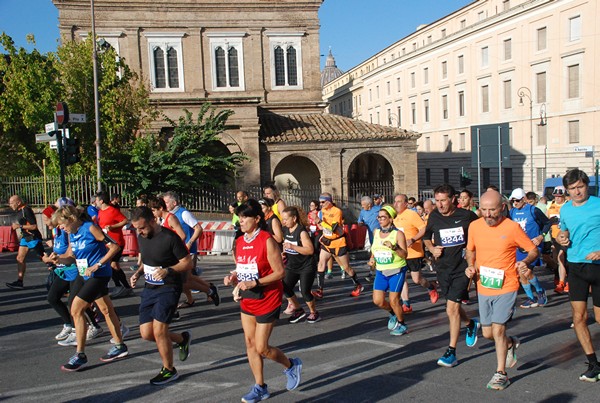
537, 27, 547, 51
569, 120, 579, 143
536, 72, 546, 103
503, 39, 512, 61
441, 61, 447, 79
481, 85, 489, 113
397, 77, 401, 92
503, 1, 510, 12
402, 47, 406, 55
411, 102, 417, 124
503, 80, 512, 109
425, 168, 431, 186
427, 35, 432, 44
443, 168, 450, 183
377, 111, 380, 124
568, 64, 580, 98
386, 81, 391, 95
369, 89, 372, 102
458, 55, 464, 74
387, 108, 391, 126
443, 135, 450, 152
424, 99, 430, 122
146, 33, 185, 91
460, 19, 466, 29
397, 106, 402, 127
478, 11, 485, 21
208, 33, 245, 91
369, 114, 373, 123
423, 67, 429, 84
458, 91, 465, 116
376, 85, 380, 99
425, 136, 430, 152
459, 132, 466, 151
536, 167, 546, 190
441, 29, 447, 38
537, 124, 547, 146
442, 95, 448, 119
268, 33, 303, 89
481, 46, 489, 68
569, 15, 581, 42
413, 42, 417, 51
411, 72, 416, 88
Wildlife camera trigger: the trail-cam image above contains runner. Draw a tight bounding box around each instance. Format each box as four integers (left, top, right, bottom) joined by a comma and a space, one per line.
281, 206, 320, 324
423, 184, 480, 367
465, 190, 539, 390
547, 187, 568, 293
508, 188, 551, 308
369, 205, 409, 336
54, 205, 128, 372
555, 169, 600, 382
312, 193, 364, 299
224, 199, 302, 402
263, 184, 286, 220
129, 207, 193, 385
358, 195, 381, 283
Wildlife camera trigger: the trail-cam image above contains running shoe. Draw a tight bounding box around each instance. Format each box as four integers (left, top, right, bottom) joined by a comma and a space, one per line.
241, 384, 270, 403
179, 331, 191, 361
100, 344, 129, 362
284, 358, 303, 390
172, 311, 181, 321
61, 353, 88, 372
465, 319, 480, 347
487, 371, 510, 390
579, 362, 600, 382
537, 290, 548, 306
6, 280, 24, 290
86, 326, 104, 341
55, 325, 73, 341
390, 323, 408, 336
110, 286, 126, 298
325, 271, 333, 280
288, 309, 307, 324
519, 298, 539, 308
110, 323, 130, 344
364, 273, 374, 283
208, 283, 220, 306
350, 284, 364, 297
554, 281, 566, 294
283, 303, 296, 315
429, 287, 439, 304
150, 366, 179, 385
306, 311, 321, 324
387, 313, 398, 330
506, 336, 520, 368
58, 331, 78, 346
461, 299, 470, 305
121, 287, 135, 298
341, 270, 346, 279
402, 304, 413, 314
437, 349, 458, 367
311, 289, 324, 300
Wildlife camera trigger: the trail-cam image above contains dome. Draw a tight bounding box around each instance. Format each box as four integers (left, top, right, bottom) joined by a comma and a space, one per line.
321, 48, 344, 87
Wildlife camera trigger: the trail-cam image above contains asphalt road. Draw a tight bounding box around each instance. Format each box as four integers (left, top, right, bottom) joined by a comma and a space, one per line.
1, 251, 599, 402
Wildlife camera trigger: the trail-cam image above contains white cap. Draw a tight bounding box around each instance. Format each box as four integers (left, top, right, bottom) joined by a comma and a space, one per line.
509, 188, 526, 200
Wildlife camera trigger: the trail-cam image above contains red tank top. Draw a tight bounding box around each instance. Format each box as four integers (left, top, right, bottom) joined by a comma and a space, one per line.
161, 212, 175, 231
235, 229, 283, 315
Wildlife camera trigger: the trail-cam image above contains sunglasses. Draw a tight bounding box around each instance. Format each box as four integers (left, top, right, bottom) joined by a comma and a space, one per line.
511, 198, 523, 203
377, 215, 389, 219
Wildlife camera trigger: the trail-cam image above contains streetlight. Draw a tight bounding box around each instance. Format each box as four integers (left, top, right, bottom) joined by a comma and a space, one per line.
538, 103, 547, 179
518, 86, 533, 190
91, 0, 102, 192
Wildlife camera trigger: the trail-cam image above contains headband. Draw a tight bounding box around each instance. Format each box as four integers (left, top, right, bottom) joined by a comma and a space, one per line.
319, 195, 333, 202
381, 205, 397, 219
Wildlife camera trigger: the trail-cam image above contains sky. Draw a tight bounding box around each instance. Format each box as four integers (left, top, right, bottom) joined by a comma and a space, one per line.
0, 0, 474, 72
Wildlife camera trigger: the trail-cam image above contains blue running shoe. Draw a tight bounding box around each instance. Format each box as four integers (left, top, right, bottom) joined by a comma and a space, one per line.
284, 357, 302, 390
537, 290, 547, 307
519, 298, 539, 308
61, 353, 88, 372
100, 344, 129, 362
241, 384, 270, 403
437, 349, 458, 367
390, 323, 408, 336
387, 313, 398, 330
465, 319, 480, 347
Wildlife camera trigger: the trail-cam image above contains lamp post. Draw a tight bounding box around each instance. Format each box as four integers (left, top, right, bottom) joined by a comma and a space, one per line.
518, 86, 533, 190
91, 0, 102, 192
538, 103, 547, 181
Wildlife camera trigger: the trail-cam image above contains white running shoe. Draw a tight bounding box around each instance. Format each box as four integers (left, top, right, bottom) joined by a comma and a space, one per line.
58, 331, 78, 346
86, 326, 104, 340
55, 325, 73, 341
110, 323, 130, 344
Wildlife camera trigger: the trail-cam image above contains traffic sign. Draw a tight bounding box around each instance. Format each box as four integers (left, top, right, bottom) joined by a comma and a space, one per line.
45, 122, 56, 133
574, 146, 594, 152
56, 102, 69, 125
70, 113, 87, 123
36, 133, 56, 143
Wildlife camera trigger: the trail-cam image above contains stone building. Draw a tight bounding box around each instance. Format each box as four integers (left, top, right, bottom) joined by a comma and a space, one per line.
53, 0, 420, 202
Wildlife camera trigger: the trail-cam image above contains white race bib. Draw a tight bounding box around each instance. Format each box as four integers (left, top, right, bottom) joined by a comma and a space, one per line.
236, 262, 259, 282
374, 250, 393, 265
284, 240, 299, 255
322, 227, 333, 237
76, 259, 88, 276
144, 264, 165, 285
479, 266, 504, 290
439, 227, 465, 247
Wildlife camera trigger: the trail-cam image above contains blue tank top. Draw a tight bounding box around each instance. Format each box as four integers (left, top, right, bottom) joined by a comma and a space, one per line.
69, 221, 113, 279
510, 204, 541, 239
53, 228, 78, 281
173, 206, 197, 253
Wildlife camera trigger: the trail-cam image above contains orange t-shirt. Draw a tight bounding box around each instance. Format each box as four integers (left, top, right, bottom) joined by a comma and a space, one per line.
467, 217, 536, 296
546, 201, 564, 238
320, 205, 346, 248
393, 209, 425, 258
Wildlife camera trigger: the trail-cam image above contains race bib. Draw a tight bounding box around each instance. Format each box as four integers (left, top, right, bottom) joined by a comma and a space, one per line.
236, 262, 259, 282
284, 240, 299, 255
479, 266, 504, 290
144, 264, 165, 285
374, 250, 393, 265
309, 225, 317, 233
322, 227, 333, 237
76, 259, 88, 276
439, 227, 465, 247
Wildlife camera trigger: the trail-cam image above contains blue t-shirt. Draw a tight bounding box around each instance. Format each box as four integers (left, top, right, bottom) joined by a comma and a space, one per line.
560, 196, 600, 264
357, 205, 381, 243
70, 221, 113, 278
53, 228, 78, 281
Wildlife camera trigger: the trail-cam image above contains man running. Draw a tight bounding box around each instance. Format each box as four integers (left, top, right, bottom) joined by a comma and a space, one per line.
465, 190, 539, 390
547, 186, 568, 293
556, 169, 600, 382
5, 195, 45, 290
130, 207, 192, 385
358, 195, 381, 283
508, 188, 551, 308
423, 184, 480, 368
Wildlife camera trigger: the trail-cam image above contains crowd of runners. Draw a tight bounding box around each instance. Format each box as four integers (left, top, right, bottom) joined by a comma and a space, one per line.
2, 168, 600, 397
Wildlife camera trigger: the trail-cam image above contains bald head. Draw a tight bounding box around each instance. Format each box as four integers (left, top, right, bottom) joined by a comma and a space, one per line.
423, 199, 435, 214
8, 195, 23, 211
480, 191, 504, 227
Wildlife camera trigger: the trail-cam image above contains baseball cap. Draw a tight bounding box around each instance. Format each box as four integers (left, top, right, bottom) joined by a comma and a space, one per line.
372, 194, 382, 199
258, 197, 274, 207
509, 188, 526, 201
552, 186, 566, 196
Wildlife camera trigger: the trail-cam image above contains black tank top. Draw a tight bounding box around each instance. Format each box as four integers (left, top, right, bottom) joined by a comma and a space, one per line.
282, 224, 313, 271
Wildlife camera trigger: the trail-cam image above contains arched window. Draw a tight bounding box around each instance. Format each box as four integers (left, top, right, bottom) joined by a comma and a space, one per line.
274, 46, 286, 86
167, 47, 179, 88
153, 47, 166, 88
215, 46, 227, 87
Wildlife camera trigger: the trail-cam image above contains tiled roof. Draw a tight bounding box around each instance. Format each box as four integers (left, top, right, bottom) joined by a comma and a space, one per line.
259, 112, 420, 144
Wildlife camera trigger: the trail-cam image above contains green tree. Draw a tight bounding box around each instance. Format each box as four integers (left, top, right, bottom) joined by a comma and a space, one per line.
103, 104, 247, 199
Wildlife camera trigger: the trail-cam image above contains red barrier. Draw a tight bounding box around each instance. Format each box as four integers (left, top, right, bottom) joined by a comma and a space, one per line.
350, 224, 367, 250
122, 229, 139, 256
343, 224, 354, 250
0, 226, 18, 252
197, 231, 216, 255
